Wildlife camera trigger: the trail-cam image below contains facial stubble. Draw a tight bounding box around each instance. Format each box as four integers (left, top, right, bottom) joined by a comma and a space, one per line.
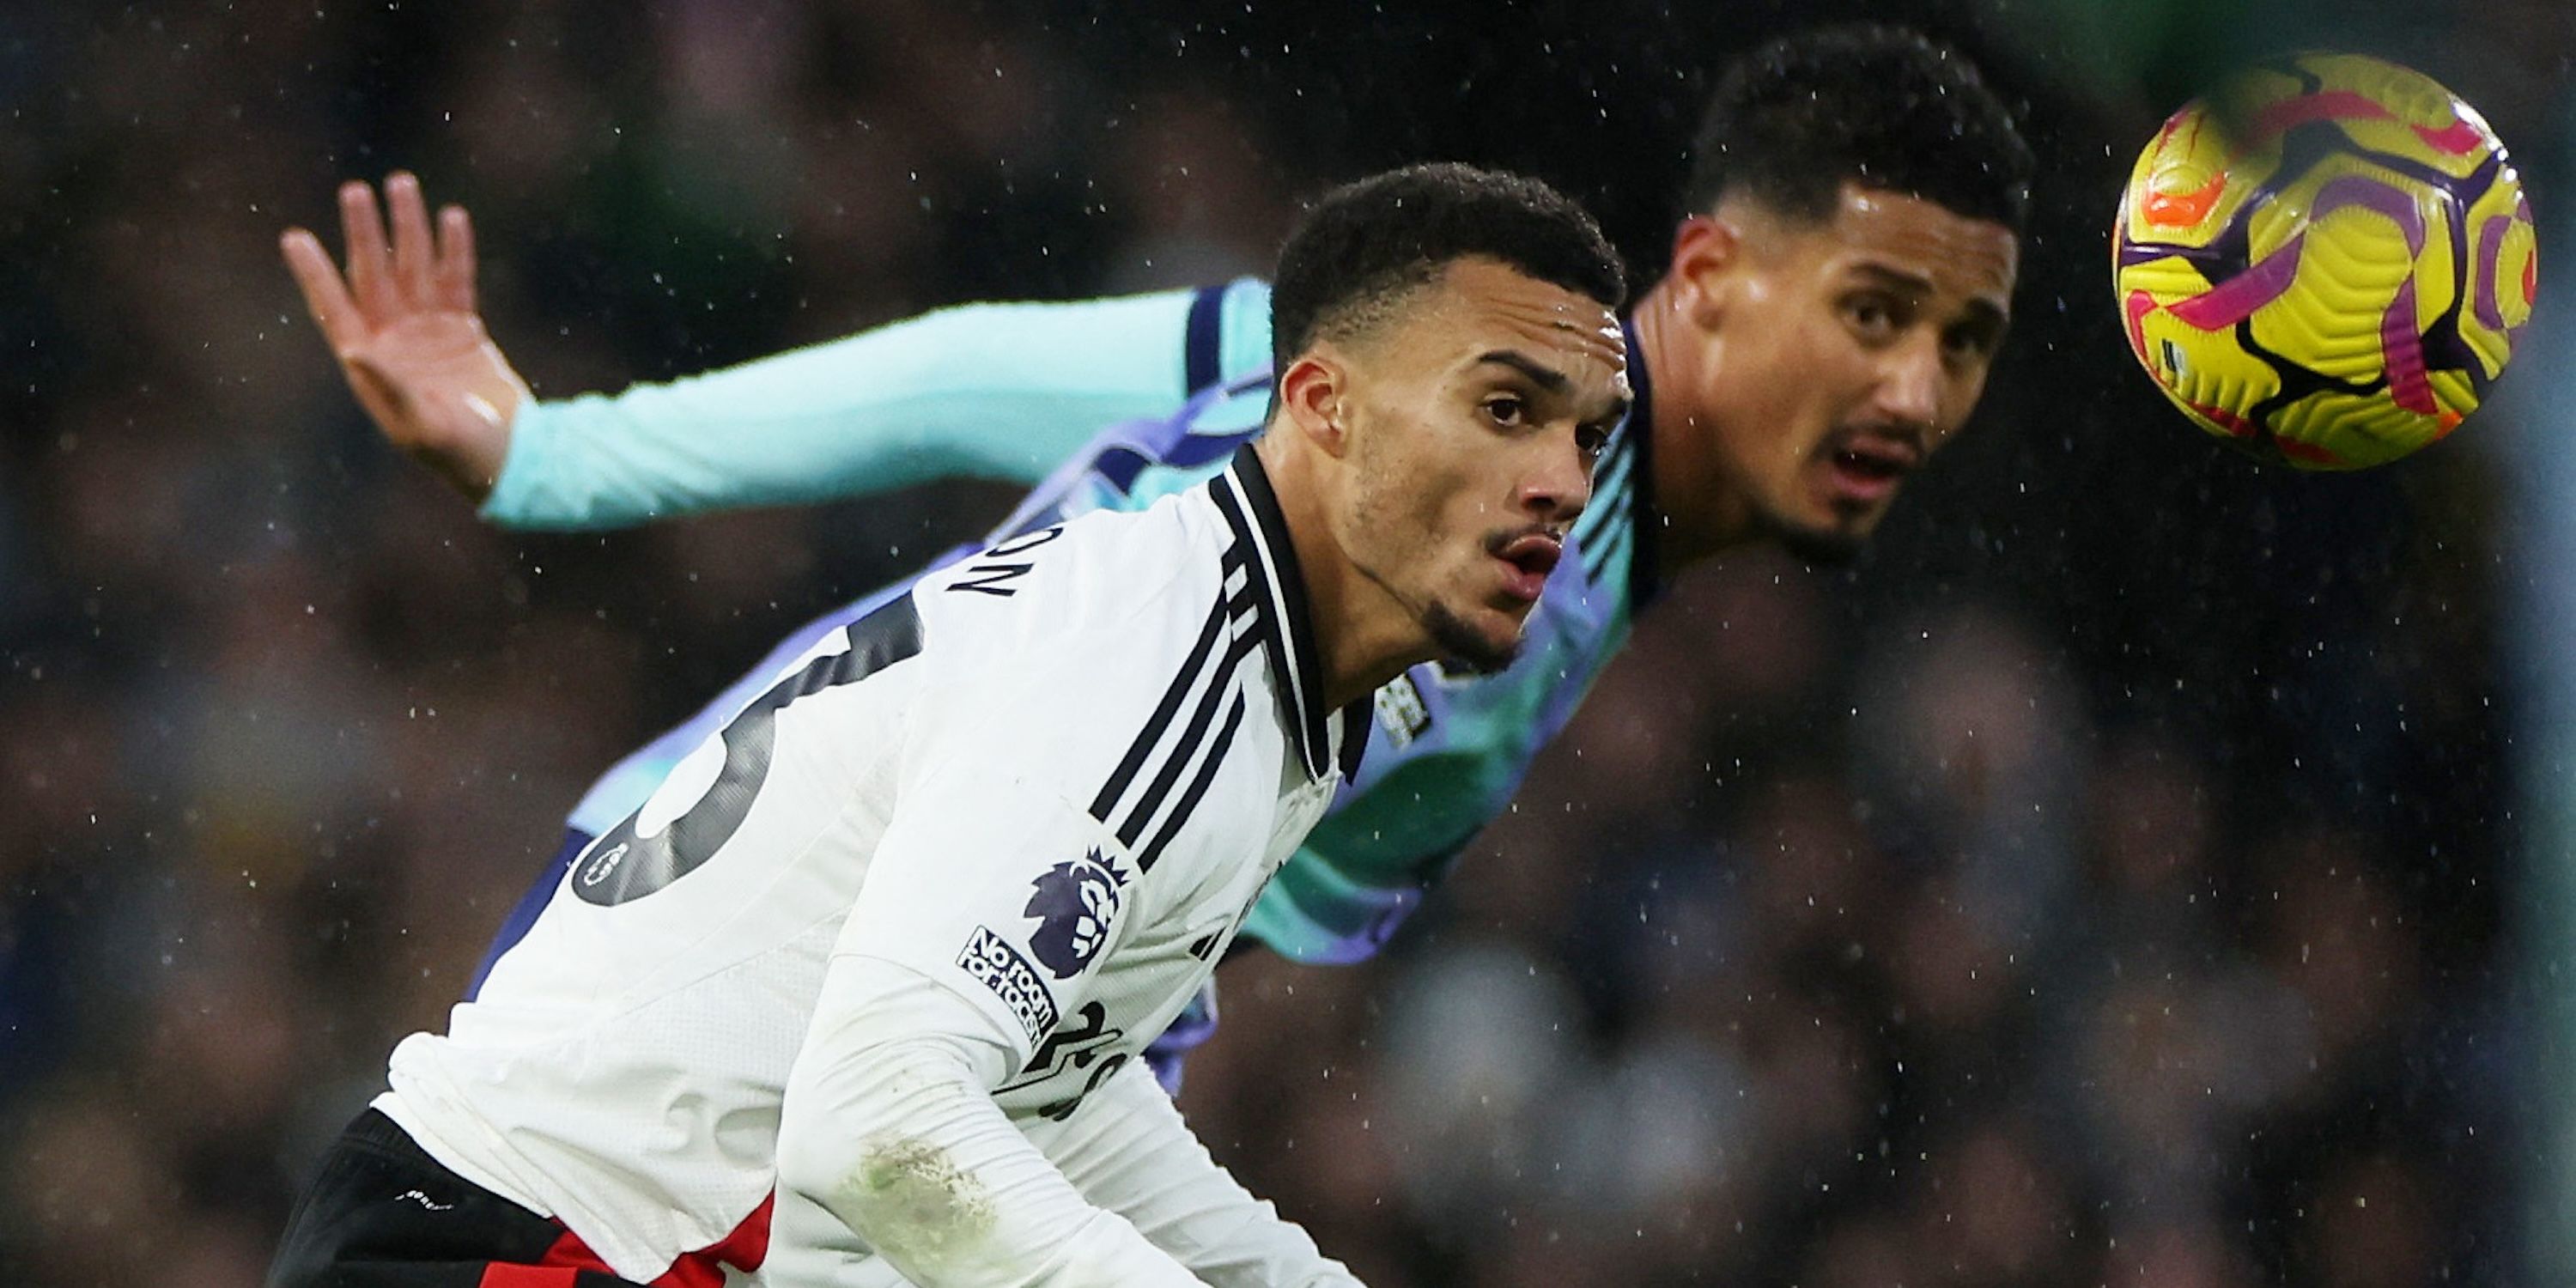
1346, 437, 1527, 679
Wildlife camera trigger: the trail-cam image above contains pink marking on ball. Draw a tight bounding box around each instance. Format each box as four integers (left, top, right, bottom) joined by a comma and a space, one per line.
2172, 175, 2426, 334
2182, 397, 2260, 440
2123, 289, 2160, 359
2250, 90, 2392, 144
2411, 118, 2487, 155
2382, 274, 2436, 414
2169, 234, 2304, 331
2273, 437, 2348, 466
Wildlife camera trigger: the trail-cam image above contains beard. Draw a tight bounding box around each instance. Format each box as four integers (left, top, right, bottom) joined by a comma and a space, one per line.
1752, 499, 1868, 568
1423, 599, 1522, 676
1767, 519, 1866, 568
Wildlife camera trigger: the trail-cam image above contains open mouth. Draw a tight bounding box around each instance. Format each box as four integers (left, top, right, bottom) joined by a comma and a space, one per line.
1493, 532, 1563, 603
1824, 434, 1922, 501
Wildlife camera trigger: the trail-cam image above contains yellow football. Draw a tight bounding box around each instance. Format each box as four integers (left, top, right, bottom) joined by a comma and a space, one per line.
2113, 52, 2537, 469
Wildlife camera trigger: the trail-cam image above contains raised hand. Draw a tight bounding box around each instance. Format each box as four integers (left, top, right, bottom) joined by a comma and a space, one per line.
282, 173, 529, 501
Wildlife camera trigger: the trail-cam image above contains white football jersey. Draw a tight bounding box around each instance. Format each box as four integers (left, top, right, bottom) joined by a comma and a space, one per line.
373, 448, 1363, 1284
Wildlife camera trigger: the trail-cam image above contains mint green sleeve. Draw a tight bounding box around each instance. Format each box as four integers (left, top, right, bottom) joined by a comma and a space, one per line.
478, 279, 1274, 531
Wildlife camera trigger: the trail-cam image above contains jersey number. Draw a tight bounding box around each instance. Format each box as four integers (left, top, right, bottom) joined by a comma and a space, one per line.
572, 594, 924, 905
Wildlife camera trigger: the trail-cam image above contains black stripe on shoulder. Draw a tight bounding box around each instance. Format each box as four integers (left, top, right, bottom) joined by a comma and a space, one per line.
1582, 490, 1637, 584
1583, 528, 1634, 587
1116, 629, 1262, 847
1576, 473, 1633, 553
1089, 591, 1231, 825
1137, 690, 1249, 872
1184, 284, 1228, 392
1335, 699, 1370, 778
1587, 433, 1636, 506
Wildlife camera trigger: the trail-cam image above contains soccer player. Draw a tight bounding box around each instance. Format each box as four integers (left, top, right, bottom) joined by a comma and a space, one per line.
278, 24, 2031, 1078
265, 164, 1630, 1286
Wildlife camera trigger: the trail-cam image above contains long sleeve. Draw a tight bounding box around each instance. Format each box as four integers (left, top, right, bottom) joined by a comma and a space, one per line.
1036, 1059, 1364, 1288
479, 281, 1273, 531
765, 491, 1352, 1285
774, 958, 1208, 1287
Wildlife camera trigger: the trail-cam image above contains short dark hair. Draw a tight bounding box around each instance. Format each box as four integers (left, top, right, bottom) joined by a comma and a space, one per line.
1680, 24, 2034, 232
1269, 163, 1625, 373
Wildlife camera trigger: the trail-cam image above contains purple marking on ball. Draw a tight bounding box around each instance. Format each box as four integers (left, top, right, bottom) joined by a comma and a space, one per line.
2166, 174, 2426, 332
2383, 273, 2435, 412
2120, 118, 2510, 389
2473, 213, 2512, 332
2311, 173, 2427, 250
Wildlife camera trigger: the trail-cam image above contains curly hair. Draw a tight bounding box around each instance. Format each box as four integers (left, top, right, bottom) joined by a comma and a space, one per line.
1269, 162, 1625, 372
1680, 24, 2034, 231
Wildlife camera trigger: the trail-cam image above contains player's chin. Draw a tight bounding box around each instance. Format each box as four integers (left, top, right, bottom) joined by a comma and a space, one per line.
1425, 599, 1525, 677
1764, 503, 1874, 568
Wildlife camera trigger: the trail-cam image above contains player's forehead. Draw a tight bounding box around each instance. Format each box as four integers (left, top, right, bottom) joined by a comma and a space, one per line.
1776, 184, 2020, 311
1395, 258, 1627, 389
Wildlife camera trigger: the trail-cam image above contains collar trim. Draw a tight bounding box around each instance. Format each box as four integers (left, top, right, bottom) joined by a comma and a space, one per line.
1621, 315, 1665, 612
1209, 447, 1349, 781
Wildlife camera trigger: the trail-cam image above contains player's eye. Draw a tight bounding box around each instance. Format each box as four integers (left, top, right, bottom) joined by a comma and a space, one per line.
1942, 319, 2005, 365
1483, 395, 1529, 428
1843, 294, 1903, 341
1575, 422, 1612, 461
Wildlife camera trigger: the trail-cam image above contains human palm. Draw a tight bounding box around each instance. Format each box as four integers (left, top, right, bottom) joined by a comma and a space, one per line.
282, 173, 528, 500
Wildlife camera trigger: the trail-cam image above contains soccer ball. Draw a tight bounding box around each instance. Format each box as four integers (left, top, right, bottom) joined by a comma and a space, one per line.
2112, 52, 2537, 469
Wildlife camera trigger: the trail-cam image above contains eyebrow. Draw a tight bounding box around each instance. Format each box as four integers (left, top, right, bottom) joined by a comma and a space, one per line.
1477, 349, 1632, 424
1849, 262, 2013, 330
1476, 349, 1572, 392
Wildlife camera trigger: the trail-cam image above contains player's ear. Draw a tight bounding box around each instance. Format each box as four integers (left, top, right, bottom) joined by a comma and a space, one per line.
1667, 214, 1743, 331
1274, 352, 1353, 458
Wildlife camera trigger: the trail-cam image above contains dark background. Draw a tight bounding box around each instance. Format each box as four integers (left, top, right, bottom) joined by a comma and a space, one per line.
0, 1, 2566, 1283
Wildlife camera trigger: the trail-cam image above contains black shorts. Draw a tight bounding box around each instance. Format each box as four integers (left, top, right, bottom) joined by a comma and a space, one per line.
266, 1109, 648, 1288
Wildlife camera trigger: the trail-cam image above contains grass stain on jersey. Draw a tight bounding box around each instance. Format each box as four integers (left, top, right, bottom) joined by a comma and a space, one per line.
843, 1137, 998, 1271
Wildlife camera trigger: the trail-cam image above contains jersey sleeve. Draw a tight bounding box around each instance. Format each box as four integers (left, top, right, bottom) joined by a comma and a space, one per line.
776, 962, 1207, 1286
480, 279, 1274, 531
836, 742, 1143, 1075
771, 549, 1279, 1285
1038, 1059, 1364, 1287
834, 535, 1229, 1073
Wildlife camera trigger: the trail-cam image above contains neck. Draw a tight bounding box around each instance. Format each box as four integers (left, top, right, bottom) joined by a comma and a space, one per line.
1628, 276, 1756, 572
1252, 433, 1432, 710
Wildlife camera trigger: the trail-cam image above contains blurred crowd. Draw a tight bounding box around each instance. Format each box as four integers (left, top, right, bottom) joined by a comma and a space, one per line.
1178, 550, 2511, 1286
0, 1, 2555, 1285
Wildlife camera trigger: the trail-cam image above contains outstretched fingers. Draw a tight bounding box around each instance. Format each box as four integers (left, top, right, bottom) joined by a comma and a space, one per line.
338, 178, 397, 319
387, 171, 438, 308
280, 226, 367, 355
434, 204, 477, 313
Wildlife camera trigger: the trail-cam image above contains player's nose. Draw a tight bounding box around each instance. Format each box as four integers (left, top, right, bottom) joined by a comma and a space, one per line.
1876, 336, 1945, 429
1516, 432, 1592, 524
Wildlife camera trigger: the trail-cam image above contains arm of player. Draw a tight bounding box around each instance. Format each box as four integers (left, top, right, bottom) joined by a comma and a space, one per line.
281, 173, 529, 501
479, 279, 1274, 531
283, 172, 1273, 530
775, 669, 1349, 1280
763, 668, 1210, 1286
1036, 1057, 1365, 1288
777, 959, 1210, 1287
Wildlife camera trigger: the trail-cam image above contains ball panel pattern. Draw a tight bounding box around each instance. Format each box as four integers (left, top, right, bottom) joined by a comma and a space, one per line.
2111, 52, 2534, 470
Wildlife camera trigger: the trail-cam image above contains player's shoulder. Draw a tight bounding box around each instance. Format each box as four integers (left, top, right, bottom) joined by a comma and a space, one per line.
902, 477, 1260, 784
914, 481, 1236, 674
